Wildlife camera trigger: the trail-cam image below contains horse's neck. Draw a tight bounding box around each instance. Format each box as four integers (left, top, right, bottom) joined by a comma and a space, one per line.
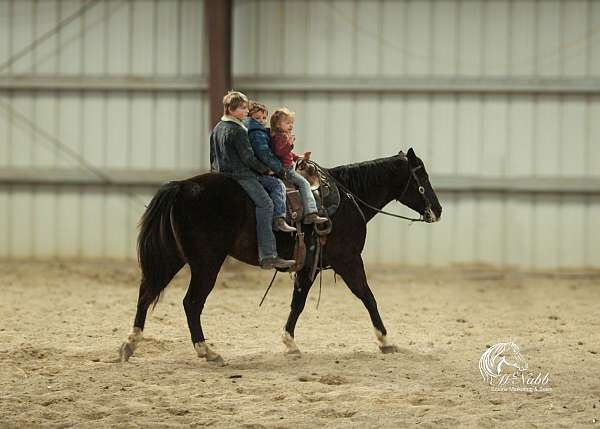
495, 356, 508, 375
356, 187, 394, 223
345, 162, 408, 223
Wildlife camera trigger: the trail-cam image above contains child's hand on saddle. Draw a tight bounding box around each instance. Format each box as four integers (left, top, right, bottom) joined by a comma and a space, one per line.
303, 151, 311, 161
275, 170, 288, 181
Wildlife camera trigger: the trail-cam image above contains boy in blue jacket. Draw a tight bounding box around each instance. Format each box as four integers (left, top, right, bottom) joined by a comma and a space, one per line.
243, 101, 296, 233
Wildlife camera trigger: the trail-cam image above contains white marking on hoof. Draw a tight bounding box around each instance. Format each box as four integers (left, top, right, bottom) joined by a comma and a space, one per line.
282, 331, 301, 355
119, 327, 143, 362
375, 329, 389, 347
194, 342, 225, 366
375, 329, 399, 354
119, 343, 134, 363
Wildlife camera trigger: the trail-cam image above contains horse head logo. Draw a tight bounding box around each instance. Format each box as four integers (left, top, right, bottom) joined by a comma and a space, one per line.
479, 340, 529, 383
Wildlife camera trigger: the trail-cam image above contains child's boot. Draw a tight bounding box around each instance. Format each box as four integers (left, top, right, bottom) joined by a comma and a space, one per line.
260, 256, 296, 270
274, 217, 297, 232
304, 212, 328, 224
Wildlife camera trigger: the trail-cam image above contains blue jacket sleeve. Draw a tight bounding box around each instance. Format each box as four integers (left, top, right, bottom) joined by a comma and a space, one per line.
249, 129, 284, 173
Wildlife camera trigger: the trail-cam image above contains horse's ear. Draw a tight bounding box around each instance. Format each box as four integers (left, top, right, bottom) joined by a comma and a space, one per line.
407, 147, 416, 158
398, 150, 407, 161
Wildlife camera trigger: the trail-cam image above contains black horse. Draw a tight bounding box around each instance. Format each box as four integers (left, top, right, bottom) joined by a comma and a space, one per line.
119, 148, 442, 365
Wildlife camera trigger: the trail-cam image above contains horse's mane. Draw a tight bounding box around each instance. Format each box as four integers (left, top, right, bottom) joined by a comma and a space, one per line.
327, 155, 405, 196
480, 342, 507, 379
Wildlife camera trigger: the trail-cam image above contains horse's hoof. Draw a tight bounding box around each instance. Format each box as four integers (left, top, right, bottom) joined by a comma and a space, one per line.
207, 354, 226, 367
379, 344, 399, 354
119, 343, 134, 362
282, 332, 301, 356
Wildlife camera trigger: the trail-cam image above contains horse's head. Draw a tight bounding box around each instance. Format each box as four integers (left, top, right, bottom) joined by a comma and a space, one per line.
479, 341, 529, 382
395, 148, 442, 223
502, 341, 529, 372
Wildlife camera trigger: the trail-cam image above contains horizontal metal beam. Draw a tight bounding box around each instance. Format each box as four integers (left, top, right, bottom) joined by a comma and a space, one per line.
435, 175, 600, 194
1, 75, 600, 94
1, 168, 599, 194
0, 168, 198, 187
0, 75, 208, 91
237, 76, 600, 95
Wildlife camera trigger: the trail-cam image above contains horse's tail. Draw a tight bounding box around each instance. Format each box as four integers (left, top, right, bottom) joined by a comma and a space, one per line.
137, 180, 187, 308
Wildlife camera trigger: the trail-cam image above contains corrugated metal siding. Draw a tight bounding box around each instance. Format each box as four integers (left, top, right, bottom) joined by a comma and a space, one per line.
234, 0, 600, 269
1, 0, 599, 268
243, 92, 600, 268
233, 0, 600, 78
0, 0, 208, 260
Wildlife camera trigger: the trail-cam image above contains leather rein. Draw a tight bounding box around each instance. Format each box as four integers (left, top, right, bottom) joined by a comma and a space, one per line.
304, 160, 430, 224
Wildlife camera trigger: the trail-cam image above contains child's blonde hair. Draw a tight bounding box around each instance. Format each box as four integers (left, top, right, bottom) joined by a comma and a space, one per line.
270, 107, 295, 133
223, 90, 248, 115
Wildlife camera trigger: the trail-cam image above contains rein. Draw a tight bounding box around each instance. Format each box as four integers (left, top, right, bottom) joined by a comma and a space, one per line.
306, 160, 426, 223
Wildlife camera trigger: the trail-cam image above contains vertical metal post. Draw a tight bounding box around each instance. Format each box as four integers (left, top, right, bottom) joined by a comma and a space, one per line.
205, 0, 232, 128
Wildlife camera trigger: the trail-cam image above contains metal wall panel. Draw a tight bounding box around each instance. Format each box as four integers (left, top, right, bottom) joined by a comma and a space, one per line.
1, 0, 599, 269
0, 0, 208, 261
233, 0, 600, 269
242, 90, 600, 269
0, 90, 208, 259
1, 0, 205, 76
233, 0, 600, 79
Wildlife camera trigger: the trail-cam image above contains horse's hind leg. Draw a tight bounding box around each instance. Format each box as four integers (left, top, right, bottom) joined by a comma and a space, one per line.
282, 268, 316, 355
184, 256, 227, 366
119, 283, 150, 362
119, 261, 184, 362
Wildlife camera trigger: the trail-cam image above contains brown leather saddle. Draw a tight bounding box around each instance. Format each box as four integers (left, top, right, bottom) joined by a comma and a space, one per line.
296, 160, 340, 218
281, 160, 340, 272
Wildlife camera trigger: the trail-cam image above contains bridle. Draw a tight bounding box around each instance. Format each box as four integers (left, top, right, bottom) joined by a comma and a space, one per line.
398, 163, 433, 218
305, 160, 433, 223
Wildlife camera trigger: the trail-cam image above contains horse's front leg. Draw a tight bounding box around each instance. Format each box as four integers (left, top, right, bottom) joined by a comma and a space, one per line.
332, 255, 399, 354
282, 268, 315, 355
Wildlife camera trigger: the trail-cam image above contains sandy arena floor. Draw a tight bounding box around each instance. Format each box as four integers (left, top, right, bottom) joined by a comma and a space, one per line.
0, 260, 599, 428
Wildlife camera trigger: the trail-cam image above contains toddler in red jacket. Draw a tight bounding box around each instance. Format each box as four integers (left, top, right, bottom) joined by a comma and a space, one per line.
270, 108, 327, 225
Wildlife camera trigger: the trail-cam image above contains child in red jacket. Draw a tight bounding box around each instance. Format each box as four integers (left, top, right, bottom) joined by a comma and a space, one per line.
270, 108, 327, 225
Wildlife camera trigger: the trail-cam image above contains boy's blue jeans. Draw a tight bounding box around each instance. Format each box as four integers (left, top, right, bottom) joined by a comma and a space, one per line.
257, 175, 287, 220
235, 177, 277, 262
286, 167, 318, 215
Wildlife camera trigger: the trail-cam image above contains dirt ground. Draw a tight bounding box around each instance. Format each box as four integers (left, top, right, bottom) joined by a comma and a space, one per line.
1, 259, 599, 428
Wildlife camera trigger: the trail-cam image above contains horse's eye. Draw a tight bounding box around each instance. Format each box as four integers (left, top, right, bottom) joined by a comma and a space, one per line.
418, 186, 425, 194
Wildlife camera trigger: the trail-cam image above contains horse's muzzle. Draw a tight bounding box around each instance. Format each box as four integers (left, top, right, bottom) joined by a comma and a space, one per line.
424, 208, 440, 223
